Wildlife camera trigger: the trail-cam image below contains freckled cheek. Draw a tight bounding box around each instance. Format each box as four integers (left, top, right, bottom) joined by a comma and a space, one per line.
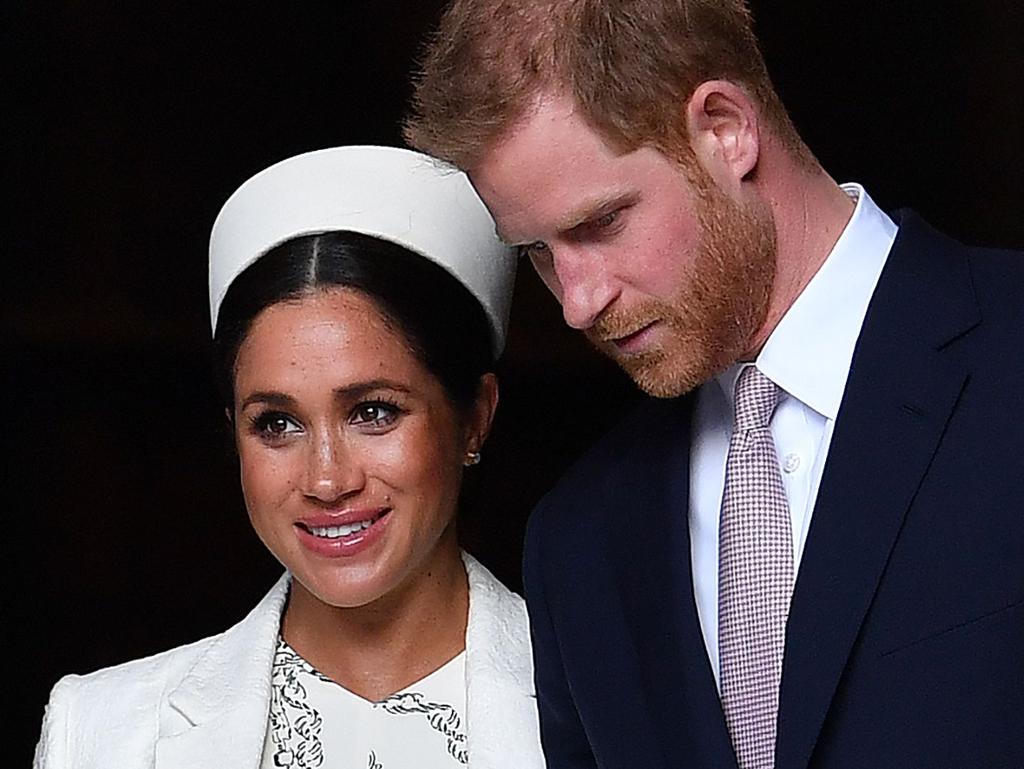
371, 428, 462, 504
238, 445, 303, 513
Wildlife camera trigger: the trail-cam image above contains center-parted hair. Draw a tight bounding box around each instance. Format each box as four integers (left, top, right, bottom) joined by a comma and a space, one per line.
404, 0, 812, 168
212, 231, 494, 413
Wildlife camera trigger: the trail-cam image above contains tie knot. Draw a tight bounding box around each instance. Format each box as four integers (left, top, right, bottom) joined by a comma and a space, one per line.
733, 366, 780, 432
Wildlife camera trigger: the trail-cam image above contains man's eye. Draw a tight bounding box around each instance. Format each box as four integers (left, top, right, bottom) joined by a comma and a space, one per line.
350, 401, 401, 428
520, 241, 551, 264
595, 210, 618, 228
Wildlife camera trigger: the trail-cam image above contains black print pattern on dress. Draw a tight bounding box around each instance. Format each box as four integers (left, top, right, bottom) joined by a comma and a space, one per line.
267, 638, 468, 768
268, 639, 326, 768
376, 691, 468, 764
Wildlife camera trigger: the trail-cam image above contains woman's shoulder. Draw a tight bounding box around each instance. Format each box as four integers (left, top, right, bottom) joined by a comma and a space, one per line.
33, 633, 224, 769
42, 571, 289, 710
50, 631, 224, 702
34, 574, 290, 769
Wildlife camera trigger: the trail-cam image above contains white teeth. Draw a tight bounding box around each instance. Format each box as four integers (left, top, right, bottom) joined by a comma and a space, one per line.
309, 520, 373, 538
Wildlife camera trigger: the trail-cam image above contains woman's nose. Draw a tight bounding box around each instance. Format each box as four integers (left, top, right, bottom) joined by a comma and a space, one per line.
301, 432, 366, 503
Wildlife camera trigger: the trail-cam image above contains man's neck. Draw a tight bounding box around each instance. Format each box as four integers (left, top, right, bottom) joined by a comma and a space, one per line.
746, 165, 856, 357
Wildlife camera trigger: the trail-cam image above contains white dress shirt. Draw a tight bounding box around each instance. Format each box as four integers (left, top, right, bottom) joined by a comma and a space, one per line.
689, 184, 898, 686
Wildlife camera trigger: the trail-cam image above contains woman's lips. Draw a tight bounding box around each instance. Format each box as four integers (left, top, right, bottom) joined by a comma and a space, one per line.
294, 508, 391, 557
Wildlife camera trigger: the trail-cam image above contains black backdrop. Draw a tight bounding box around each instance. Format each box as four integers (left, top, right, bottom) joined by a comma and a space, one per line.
9, 2, 1022, 763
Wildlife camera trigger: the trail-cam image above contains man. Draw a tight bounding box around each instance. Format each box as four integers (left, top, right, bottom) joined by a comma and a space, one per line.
404, 2, 1024, 768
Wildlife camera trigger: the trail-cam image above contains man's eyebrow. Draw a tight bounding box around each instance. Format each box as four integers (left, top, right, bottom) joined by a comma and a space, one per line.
556, 191, 638, 234
501, 191, 638, 246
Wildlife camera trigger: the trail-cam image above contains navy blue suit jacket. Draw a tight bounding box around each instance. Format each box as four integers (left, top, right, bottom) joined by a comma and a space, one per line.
523, 213, 1024, 769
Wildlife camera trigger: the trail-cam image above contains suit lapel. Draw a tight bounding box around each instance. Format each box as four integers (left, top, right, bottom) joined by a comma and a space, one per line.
775, 214, 979, 769
155, 574, 289, 769
616, 396, 739, 769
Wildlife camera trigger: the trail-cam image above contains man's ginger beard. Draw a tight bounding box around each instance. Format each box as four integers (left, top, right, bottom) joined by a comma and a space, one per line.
587, 166, 777, 398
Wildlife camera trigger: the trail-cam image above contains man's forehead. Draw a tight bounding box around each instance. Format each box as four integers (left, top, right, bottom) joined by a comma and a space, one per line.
474, 93, 609, 171
469, 99, 638, 242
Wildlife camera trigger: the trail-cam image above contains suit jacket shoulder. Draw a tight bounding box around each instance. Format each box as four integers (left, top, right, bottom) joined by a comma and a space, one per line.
954, 236, 1024, 353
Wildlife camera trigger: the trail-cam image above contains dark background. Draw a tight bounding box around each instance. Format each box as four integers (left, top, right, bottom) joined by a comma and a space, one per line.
8, 1, 1022, 763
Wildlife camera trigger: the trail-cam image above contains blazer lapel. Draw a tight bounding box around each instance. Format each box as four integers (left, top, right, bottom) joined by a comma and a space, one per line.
616, 396, 739, 769
462, 552, 545, 769
155, 561, 541, 769
155, 574, 290, 769
775, 214, 979, 769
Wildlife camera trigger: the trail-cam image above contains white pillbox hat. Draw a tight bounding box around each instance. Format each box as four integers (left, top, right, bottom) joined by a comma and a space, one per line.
209, 146, 516, 354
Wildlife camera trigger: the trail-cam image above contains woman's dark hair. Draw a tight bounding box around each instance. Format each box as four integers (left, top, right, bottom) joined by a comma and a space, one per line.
213, 231, 495, 413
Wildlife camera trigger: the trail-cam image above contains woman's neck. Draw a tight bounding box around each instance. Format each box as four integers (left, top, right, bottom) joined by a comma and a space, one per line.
280, 541, 469, 702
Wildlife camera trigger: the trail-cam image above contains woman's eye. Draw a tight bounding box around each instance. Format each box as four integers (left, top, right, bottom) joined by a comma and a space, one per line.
350, 401, 401, 429
252, 412, 301, 439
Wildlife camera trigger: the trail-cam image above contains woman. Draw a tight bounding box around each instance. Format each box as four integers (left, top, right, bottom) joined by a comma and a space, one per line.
34, 146, 543, 769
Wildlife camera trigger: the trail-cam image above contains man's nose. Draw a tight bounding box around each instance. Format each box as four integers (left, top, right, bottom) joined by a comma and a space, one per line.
301, 431, 366, 504
549, 246, 618, 330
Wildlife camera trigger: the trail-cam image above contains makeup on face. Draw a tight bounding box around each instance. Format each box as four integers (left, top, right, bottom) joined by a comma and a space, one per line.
232, 288, 472, 611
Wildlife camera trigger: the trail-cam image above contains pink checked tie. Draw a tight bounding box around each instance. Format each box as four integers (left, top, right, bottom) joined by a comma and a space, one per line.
718, 366, 794, 769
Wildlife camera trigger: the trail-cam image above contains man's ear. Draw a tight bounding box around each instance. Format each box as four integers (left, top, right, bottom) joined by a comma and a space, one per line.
684, 80, 761, 188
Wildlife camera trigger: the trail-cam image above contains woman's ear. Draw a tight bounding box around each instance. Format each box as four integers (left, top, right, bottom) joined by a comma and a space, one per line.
684, 79, 761, 188
465, 373, 499, 455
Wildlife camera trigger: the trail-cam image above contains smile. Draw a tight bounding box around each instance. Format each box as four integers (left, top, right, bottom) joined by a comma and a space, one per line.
294, 509, 391, 557
298, 509, 389, 539
306, 518, 376, 539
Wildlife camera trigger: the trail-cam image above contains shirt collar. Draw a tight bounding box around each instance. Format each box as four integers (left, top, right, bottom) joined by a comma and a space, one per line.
716, 183, 898, 419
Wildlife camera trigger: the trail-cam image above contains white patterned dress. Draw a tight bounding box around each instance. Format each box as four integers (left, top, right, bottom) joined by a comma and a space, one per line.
260, 638, 468, 769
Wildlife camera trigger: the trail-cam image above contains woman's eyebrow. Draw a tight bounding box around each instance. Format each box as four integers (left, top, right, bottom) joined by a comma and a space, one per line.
239, 381, 415, 410
334, 380, 414, 400
239, 391, 297, 410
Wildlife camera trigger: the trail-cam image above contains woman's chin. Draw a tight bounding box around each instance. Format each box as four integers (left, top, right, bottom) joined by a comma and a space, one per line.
295, 569, 396, 612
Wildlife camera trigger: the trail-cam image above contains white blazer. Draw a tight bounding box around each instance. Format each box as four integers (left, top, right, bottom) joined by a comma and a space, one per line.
34, 553, 544, 769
